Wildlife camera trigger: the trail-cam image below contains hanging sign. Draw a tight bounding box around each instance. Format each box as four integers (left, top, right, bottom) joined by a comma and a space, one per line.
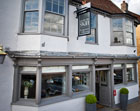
78, 2, 91, 37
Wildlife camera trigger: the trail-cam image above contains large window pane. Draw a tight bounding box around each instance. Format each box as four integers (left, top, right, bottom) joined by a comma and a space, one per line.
86, 29, 96, 43
113, 18, 123, 31
41, 73, 66, 98
114, 69, 123, 85
86, 13, 96, 43
72, 72, 90, 92
46, 0, 65, 15
113, 32, 123, 43
126, 64, 135, 82
24, 12, 38, 32
44, 13, 64, 34
25, 0, 38, 10
126, 19, 133, 33
125, 32, 133, 44
46, 0, 52, 11
20, 75, 36, 99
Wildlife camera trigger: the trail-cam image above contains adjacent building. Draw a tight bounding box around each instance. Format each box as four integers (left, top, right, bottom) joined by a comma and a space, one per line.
0, 0, 140, 111
136, 25, 140, 85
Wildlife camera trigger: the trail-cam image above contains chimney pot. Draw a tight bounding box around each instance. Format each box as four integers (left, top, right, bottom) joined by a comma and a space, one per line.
121, 0, 128, 12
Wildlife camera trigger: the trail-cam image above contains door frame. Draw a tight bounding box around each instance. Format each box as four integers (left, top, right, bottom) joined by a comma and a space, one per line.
95, 65, 112, 107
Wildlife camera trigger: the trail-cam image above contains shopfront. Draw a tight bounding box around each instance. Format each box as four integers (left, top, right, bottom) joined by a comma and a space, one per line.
11, 54, 139, 110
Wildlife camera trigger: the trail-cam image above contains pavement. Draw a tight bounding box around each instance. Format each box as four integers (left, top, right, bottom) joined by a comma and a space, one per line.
97, 98, 140, 111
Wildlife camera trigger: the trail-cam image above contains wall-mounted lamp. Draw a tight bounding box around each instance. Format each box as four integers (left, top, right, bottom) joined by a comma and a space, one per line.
0, 46, 7, 64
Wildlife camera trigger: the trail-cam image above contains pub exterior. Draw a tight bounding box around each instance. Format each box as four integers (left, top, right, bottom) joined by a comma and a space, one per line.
0, 0, 140, 111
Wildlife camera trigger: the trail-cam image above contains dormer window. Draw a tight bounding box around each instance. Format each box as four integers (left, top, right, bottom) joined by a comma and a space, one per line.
112, 17, 134, 46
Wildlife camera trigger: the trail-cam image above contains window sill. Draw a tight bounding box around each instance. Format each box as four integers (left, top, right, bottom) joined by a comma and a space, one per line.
12, 91, 93, 107
114, 82, 138, 89
111, 44, 136, 47
85, 42, 98, 45
17, 33, 69, 39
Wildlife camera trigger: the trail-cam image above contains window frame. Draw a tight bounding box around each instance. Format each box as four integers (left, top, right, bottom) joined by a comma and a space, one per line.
18, 67, 37, 101
85, 11, 98, 45
41, 0, 68, 37
111, 17, 135, 46
114, 63, 137, 86
20, 0, 68, 37
41, 66, 67, 99
22, 0, 40, 33
113, 64, 125, 85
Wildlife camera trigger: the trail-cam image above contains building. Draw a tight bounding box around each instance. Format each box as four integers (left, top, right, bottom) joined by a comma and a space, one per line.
0, 0, 140, 111
136, 25, 140, 85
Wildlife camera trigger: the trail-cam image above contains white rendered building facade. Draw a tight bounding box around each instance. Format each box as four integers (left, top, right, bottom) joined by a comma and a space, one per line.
0, 0, 140, 111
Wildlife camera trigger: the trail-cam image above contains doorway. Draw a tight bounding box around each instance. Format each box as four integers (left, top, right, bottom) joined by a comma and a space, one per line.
95, 66, 111, 107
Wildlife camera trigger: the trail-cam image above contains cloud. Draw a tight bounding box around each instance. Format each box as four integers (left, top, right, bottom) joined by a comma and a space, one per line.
112, 0, 140, 15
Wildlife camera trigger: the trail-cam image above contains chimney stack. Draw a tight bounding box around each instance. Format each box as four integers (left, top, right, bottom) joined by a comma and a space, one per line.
121, 1, 128, 12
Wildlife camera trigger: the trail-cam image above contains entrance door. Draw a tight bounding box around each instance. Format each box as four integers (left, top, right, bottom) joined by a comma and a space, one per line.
96, 70, 111, 106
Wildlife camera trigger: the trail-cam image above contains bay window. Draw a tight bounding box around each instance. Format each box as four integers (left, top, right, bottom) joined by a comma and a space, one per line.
22, 0, 67, 36
112, 18, 134, 45
86, 13, 97, 44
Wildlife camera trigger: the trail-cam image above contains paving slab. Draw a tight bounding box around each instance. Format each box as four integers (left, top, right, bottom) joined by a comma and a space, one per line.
97, 99, 140, 111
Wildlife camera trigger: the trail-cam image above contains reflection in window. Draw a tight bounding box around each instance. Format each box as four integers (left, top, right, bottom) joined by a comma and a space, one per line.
41, 73, 66, 98
112, 18, 134, 45
20, 75, 36, 99
23, 0, 39, 32
46, 0, 65, 15
125, 19, 133, 45
44, 13, 64, 34
44, 0, 65, 34
114, 64, 123, 85
86, 13, 96, 43
126, 64, 135, 82
112, 18, 123, 44
100, 71, 108, 86
114, 69, 123, 84
72, 72, 90, 92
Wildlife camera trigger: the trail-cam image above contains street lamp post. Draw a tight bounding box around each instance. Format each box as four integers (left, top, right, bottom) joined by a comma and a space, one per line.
0, 46, 7, 64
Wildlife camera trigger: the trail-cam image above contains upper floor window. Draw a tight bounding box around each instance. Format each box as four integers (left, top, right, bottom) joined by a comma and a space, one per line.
44, 0, 65, 35
23, 0, 39, 33
112, 18, 123, 44
125, 19, 133, 44
112, 18, 134, 46
86, 13, 97, 44
22, 0, 67, 36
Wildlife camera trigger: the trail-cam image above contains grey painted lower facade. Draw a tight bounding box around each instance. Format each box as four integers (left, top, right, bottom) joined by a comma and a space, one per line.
0, 51, 139, 111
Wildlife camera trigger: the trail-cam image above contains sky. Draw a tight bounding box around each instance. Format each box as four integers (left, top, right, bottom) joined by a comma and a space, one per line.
112, 0, 140, 15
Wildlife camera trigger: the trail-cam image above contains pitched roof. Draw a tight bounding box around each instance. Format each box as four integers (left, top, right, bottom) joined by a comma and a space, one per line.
127, 11, 140, 22
72, 0, 123, 14
72, 0, 140, 23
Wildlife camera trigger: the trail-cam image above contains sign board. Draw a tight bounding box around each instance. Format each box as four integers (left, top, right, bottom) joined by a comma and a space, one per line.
78, 11, 91, 36
77, 2, 91, 37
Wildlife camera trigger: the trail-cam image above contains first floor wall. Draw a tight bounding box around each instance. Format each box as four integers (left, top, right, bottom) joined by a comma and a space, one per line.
0, 56, 14, 111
